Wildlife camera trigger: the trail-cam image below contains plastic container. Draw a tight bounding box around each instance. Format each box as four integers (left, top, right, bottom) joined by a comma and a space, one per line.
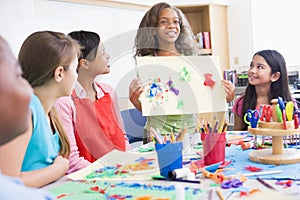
201, 132, 226, 165
155, 142, 183, 178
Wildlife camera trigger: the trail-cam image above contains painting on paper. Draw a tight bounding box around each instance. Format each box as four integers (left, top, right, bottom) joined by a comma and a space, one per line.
66, 150, 159, 181
136, 56, 227, 116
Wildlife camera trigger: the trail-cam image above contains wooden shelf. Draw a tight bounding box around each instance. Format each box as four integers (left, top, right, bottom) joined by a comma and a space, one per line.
198, 48, 212, 55
178, 4, 229, 70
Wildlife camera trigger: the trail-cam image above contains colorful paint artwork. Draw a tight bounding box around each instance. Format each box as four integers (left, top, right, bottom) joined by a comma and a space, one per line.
137, 56, 227, 116
49, 180, 205, 200
66, 150, 159, 181
85, 157, 156, 179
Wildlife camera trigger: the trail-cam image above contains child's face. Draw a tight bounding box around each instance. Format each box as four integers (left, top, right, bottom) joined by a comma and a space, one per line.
89, 42, 111, 76
248, 55, 276, 86
62, 56, 79, 96
156, 8, 180, 48
0, 38, 33, 145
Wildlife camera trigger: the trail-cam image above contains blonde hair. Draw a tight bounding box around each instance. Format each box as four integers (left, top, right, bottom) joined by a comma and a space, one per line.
18, 31, 81, 157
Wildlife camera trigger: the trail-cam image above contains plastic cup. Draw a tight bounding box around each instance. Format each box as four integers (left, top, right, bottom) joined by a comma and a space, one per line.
201, 132, 226, 165
155, 142, 183, 178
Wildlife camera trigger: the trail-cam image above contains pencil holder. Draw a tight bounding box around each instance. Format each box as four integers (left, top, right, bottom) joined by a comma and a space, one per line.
155, 142, 183, 178
201, 132, 226, 165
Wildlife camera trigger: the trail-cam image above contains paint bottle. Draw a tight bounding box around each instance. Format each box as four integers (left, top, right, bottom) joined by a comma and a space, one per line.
168, 168, 191, 180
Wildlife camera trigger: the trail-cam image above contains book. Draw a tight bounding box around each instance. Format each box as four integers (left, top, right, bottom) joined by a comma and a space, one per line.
223, 69, 237, 86
202, 31, 211, 49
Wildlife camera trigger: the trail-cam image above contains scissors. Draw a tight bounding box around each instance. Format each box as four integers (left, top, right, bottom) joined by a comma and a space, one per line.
244, 109, 260, 128
221, 178, 243, 189
294, 101, 300, 128
259, 104, 272, 122
278, 96, 287, 129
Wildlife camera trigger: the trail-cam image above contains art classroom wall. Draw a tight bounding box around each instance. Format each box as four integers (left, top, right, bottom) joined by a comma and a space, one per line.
228, 0, 300, 71
0, 0, 145, 97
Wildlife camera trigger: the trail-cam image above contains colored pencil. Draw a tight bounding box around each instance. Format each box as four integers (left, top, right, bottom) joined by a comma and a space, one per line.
256, 177, 276, 190
216, 188, 225, 200
208, 189, 213, 200
150, 127, 162, 144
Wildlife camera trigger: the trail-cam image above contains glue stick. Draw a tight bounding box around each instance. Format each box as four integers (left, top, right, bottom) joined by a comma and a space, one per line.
168, 168, 191, 180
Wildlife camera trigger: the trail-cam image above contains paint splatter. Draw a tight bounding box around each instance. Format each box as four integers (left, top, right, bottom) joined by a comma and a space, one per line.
177, 100, 184, 110
203, 73, 215, 88
85, 157, 155, 179
179, 66, 191, 82
144, 77, 170, 106
167, 78, 179, 96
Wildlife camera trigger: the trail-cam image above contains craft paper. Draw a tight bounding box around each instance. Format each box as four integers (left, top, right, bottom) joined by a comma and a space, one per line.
67, 150, 159, 181
136, 56, 227, 116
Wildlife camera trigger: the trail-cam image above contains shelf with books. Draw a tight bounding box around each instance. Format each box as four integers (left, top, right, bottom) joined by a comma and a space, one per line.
178, 4, 229, 70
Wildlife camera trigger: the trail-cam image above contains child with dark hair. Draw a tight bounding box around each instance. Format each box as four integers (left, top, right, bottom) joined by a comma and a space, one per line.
129, 2, 235, 142
55, 30, 130, 173
233, 49, 292, 130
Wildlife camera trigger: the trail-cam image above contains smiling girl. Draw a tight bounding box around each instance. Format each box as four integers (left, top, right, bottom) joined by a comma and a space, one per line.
233, 50, 292, 130
129, 2, 235, 142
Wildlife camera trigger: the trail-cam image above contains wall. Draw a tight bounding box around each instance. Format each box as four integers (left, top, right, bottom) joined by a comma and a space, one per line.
227, 0, 253, 72
251, 0, 300, 69
2, 0, 300, 97
0, 0, 146, 97
228, 0, 300, 74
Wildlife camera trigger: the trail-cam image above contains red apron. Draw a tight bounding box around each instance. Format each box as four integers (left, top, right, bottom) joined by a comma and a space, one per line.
72, 84, 125, 162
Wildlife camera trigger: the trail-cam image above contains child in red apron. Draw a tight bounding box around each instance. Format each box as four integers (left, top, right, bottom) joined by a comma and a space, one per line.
55, 31, 129, 173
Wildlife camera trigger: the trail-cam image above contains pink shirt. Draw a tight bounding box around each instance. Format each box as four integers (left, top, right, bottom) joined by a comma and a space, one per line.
55, 81, 129, 174
232, 96, 244, 117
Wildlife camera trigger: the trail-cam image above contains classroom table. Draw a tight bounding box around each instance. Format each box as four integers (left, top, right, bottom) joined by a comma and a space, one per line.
42, 131, 300, 199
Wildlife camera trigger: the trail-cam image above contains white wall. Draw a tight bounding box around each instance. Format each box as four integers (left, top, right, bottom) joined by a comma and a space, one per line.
227, 0, 253, 72
0, 0, 146, 97
252, 0, 300, 67
228, 0, 300, 73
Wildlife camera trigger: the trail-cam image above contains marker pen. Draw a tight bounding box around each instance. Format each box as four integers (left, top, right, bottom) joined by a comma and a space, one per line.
168, 168, 191, 180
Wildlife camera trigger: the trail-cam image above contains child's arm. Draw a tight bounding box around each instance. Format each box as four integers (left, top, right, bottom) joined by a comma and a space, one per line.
20, 155, 69, 188
55, 97, 90, 174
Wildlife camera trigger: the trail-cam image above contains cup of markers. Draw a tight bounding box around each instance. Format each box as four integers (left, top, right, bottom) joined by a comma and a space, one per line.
201, 132, 226, 165
150, 127, 184, 177
155, 141, 183, 178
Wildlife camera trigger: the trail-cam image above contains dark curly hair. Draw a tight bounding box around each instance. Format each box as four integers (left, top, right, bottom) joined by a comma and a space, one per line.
134, 2, 197, 57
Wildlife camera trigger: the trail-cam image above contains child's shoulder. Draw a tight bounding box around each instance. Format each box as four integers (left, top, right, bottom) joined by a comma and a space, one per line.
95, 82, 115, 95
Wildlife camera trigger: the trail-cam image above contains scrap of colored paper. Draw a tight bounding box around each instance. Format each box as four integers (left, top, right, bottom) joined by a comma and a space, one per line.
245, 166, 262, 172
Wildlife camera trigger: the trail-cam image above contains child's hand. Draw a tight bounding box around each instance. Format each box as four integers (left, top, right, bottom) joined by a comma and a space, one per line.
129, 77, 144, 105
222, 80, 235, 103
53, 155, 69, 173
